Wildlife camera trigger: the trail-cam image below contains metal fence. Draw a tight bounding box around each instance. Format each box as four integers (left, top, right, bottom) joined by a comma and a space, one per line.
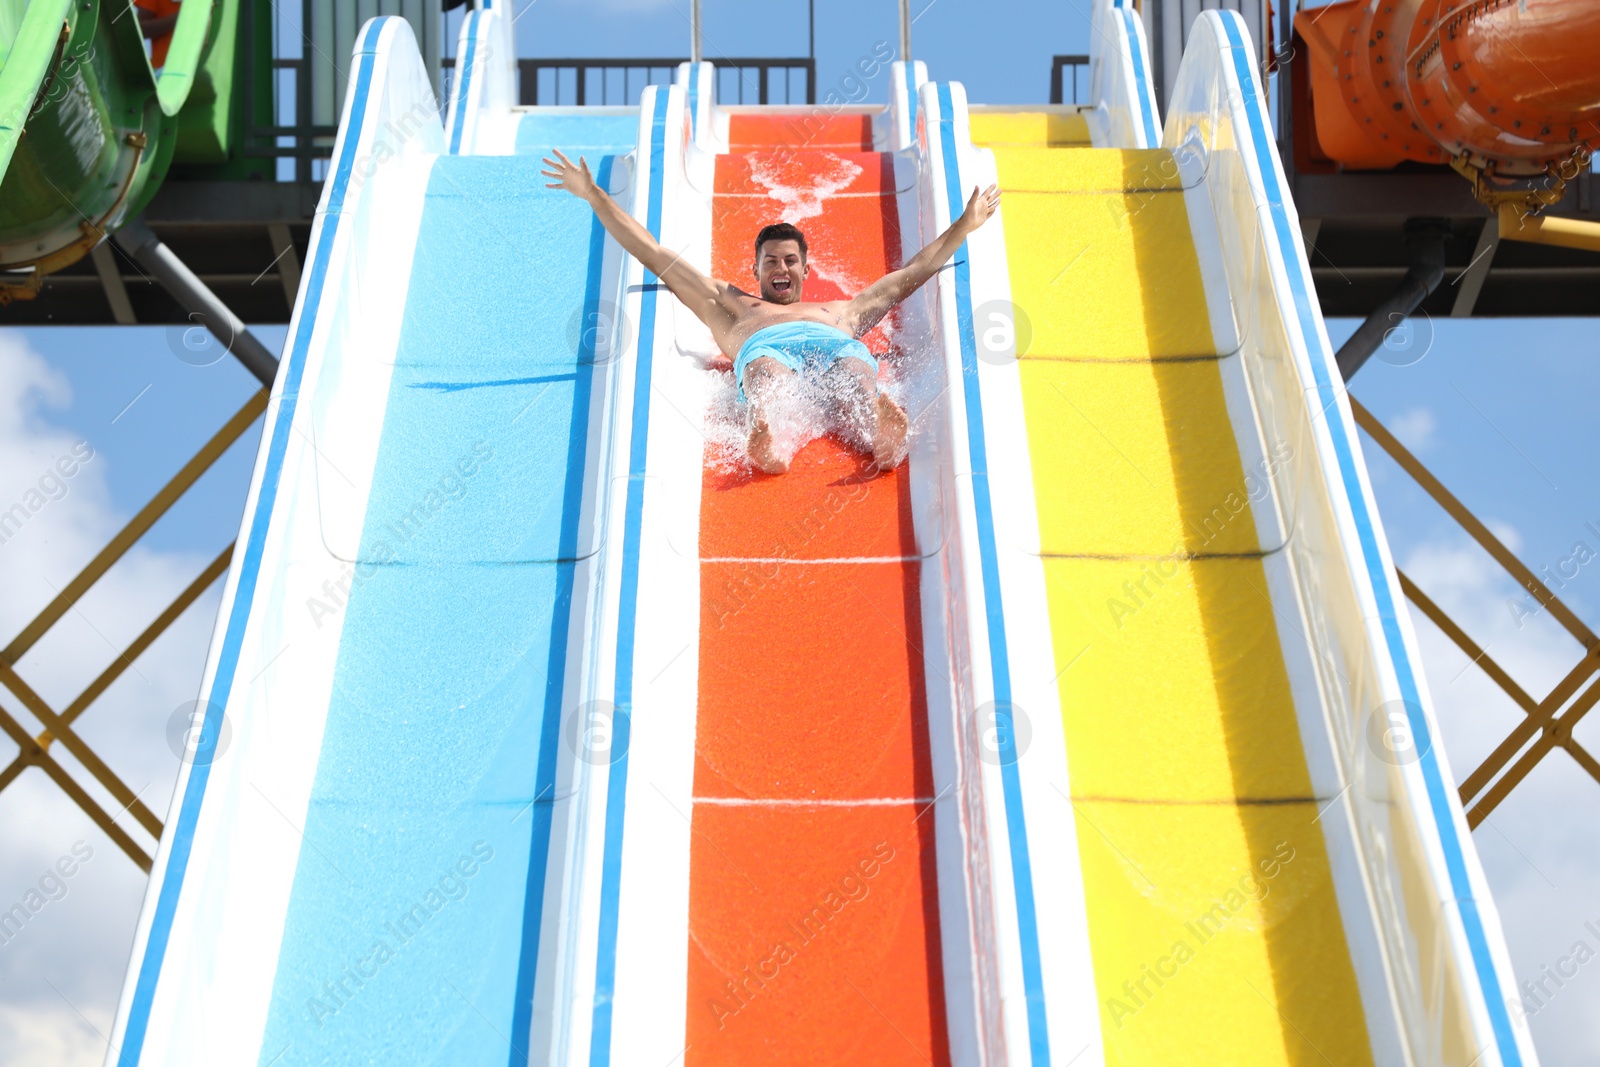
1048, 54, 1090, 105
240, 0, 447, 185
251, 52, 815, 179
511, 58, 814, 107
1140, 0, 1272, 113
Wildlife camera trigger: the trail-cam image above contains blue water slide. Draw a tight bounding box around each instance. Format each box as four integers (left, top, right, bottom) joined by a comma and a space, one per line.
103, 16, 646, 1066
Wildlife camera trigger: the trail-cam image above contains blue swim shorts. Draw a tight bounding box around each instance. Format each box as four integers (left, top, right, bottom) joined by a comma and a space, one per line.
733, 320, 878, 403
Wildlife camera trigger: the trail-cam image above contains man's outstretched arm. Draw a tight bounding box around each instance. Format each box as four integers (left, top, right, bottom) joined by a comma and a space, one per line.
541, 150, 728, 323
842, 184, 1000, 337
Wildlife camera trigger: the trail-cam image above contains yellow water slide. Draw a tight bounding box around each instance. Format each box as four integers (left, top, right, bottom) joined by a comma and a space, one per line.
971, 120, 1375, 1066
912, 6, 1538, 1064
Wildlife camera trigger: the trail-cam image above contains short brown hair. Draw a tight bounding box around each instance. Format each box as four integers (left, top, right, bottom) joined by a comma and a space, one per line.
754, 222, 807, 261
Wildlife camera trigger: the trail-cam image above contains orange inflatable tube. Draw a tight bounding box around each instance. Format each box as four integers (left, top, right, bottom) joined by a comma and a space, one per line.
1296, 0, 1600, 173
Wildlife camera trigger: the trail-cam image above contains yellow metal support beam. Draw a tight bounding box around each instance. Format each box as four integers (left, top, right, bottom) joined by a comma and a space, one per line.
0, 702, 151, 871
1497, 202, 1600, 254
1351, 397, 1597, 653
1460, 649, 1600, 807
0, 391, 257, 877
1354, 398, 1600, 830
0, 391, 265, 667
1399, 569, 1600, 822
0, 544, 232, 798
1468, 675, 1600, 827
48, 544, 234, 746
0, 661, 162, 836
1397, 568, 1541, 716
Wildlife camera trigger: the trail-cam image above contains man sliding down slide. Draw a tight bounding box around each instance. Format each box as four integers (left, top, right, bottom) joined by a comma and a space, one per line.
542, 149, 1000, 474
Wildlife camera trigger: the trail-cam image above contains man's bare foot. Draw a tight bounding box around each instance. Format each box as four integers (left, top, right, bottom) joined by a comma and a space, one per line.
748, 416, 788, 474
871, 394, 909, 473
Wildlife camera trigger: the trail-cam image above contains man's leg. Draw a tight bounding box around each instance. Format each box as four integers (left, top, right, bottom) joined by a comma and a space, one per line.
741, 356, 795, 474
826, 356, 908, 472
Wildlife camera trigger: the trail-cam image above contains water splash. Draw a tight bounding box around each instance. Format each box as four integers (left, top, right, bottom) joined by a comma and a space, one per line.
701, 347, 921, 474
745, 151, 864, 224
743, 151, 869, 296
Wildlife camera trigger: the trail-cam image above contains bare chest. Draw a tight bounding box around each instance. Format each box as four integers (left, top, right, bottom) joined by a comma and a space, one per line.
724, 299, 847, 353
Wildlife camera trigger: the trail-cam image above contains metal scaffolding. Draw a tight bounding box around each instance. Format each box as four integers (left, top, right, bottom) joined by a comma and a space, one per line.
1352, 399, 1600, 827
0, 390, 266, 871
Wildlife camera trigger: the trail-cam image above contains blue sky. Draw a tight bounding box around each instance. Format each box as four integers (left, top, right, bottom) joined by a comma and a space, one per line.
492, 0, 1088, 102
1345, 316, 1600, 630
2, 0, 1598, 1061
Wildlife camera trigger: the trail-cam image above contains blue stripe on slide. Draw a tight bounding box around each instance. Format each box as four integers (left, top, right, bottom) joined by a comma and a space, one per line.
448, 12, 478, 155
1215, 14, 1522, 1065
1119, 6, 1160, 147
935, 83, 1051, 1067
114, 19, 389, 1067
588, 88, 669, 1067
503, 150, 620, 1065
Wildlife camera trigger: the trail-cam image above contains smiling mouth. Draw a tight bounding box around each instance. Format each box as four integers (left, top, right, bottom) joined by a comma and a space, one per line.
768, 277, 793, 294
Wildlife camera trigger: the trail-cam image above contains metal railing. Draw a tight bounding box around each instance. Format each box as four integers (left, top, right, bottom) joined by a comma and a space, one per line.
247, 58, 336, 182
1048, 54, 1090, 105
513, 57, 814, 107
1139, 0, 1273, 114
253, 53, 816, 178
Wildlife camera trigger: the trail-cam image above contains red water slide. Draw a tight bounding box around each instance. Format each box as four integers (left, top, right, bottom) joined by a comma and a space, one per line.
682, 113, 951, 1065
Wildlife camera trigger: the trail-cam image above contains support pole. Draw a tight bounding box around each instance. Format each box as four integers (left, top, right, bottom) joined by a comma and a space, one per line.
899, 0, 912, 63
691, 0, 701, 63
1335, 218, 1450, 381
113, 219, 281, 388
1276, 0, 1295, 154
1498, 202, 1600, 253
1451, 216, 1498, 317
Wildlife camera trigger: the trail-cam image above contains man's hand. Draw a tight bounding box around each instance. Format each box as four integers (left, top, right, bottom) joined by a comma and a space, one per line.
541, 146, 729, 331
839, 183, 1003, 337
957, 184, 1001, 234
541, 149, 599, 201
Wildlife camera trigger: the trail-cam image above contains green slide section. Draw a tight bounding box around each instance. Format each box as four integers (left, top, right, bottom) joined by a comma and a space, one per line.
0, 0, 244, 298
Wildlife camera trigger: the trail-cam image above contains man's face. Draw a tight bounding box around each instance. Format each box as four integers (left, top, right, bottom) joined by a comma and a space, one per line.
753, 239, 808, 304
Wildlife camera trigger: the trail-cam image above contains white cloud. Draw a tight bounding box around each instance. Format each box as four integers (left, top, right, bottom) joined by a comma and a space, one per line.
1487, 519, 1525, 555
1388, 405, 1437, 451
0, 334, 217, 1067
0, 1001, 111, 1067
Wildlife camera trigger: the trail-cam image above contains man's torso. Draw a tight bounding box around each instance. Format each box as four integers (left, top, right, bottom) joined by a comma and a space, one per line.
711, 290, 852, 360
